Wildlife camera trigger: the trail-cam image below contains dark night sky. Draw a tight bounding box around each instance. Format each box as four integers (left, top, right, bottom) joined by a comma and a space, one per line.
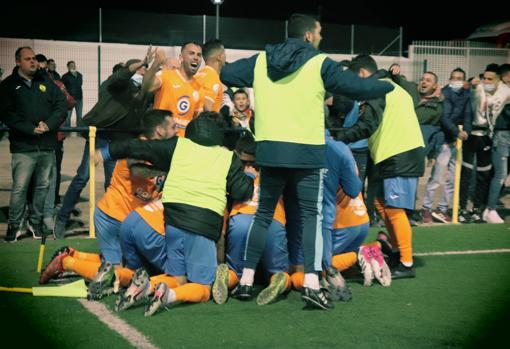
109, 0, 507, 42
3, 1, 508, 48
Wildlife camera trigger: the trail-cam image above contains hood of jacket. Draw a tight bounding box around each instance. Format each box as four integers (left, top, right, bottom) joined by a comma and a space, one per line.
265, 38, 320, 82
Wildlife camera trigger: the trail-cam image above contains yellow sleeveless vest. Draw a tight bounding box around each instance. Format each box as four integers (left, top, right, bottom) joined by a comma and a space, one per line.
162, 138, 232, 215
368, 79, 424, 164
253, 52, 327, 145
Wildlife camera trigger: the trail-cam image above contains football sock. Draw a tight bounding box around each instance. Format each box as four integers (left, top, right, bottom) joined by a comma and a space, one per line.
240, 267, 255, 286
386, 207, 413, 266
290, 272, 304, 290
115, 268, 135, 287
62, 256, 100, 281
375, 198, 398, 246
228, 269, 239, 289
303, 272, 320, 290
332, 252, 357, 271
73, 250, 101, 263
150, 274, 180, 291
174, 283, 211, 303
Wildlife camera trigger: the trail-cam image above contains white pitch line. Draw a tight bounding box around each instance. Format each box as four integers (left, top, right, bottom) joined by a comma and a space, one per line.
415, 248, 510, 256
78, 299, 159, 349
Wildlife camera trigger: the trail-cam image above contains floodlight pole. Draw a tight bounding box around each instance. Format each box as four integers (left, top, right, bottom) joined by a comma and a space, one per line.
215, 4, 220, 39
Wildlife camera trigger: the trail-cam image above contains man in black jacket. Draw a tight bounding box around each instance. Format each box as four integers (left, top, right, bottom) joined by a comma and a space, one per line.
0, 46, 67, 242
61, 60, 83, 127
54, 52, 154, 239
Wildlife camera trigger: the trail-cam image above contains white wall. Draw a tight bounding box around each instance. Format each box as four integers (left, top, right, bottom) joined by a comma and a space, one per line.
1, 37, 415, 125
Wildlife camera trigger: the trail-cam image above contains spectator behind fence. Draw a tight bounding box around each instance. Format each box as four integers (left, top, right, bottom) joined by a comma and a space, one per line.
54, 48, 156, 239
220, 14, 394, 310
62, 60, 83, 127
0, 46, 67, 242
484, 64, 510, 224
47, 58, 61, 81
460, 64, 510, 224
428, 67, 472, 223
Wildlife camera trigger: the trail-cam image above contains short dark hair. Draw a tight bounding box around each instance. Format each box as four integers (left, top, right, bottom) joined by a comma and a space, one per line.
287, 13, 318, 39
450, 67, 466, 80
47, 59, 55, 64
485, 63, 500, 75
233, 89, 249, 99
35, 54, 47, 63
141, 109, 173, 138
125, 59, 141, 67
498, 63, 510, 77
112, 62, 124, 73
349, 54, 378, 74
185, 111, 225, 146
202, 39, 224, 61
15, 46, 33, 61
423, 71, 438, 83
181, 41, 202, 53
235, 133, 256, 155
67, 60, 75, 67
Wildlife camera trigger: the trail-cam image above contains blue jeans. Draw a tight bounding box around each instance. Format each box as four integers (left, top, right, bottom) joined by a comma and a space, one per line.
487, 131, 510, 209
422, 143, 456, 212
43, 152, 57, 220
65, 99, 83, 127
8, 151, 54, 227
56, 138, 115, 224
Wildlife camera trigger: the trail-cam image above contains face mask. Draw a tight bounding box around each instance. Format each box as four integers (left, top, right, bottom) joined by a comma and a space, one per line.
69, 69, 77, 74
483, 83, 495, 93
449, 80, 463, 91
131, 73, 143, 87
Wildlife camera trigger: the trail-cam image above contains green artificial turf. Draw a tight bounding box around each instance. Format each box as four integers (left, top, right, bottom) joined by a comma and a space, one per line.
1, 224, 509, 349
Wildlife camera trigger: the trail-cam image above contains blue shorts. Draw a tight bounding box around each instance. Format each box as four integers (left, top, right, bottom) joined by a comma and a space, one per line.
164, 225, 217, 285
120, 211, 166, 272
376, 176, 418, 210
227, 214, 289, 277
322, 223, 369, 268
94, 207, 122, 264
332, 223, 369, 255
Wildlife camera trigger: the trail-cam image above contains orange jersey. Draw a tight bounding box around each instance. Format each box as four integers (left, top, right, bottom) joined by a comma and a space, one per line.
333, 188, 369, 229
153, 69, 202, 137
97, 160, 158, 222
195, 66, 224, 112
230, 175, 286, 226
135, 200, 165, 236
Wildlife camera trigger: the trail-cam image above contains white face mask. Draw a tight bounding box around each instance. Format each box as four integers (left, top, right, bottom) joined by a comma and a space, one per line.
131, 73, 143, 87
69, 69, 77, 74
483, 83, 496, 93
449, 80, 464, 91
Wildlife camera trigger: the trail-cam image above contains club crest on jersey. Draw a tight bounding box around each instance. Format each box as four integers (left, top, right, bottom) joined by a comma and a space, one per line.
177, 96, 191, 115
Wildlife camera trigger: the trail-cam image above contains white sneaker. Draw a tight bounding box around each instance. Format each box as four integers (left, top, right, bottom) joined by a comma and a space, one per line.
483, 209, 504, 224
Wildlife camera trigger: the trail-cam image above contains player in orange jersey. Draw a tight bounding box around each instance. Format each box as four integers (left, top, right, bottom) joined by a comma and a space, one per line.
195, 39, 226, 112
147, 43, 203, 136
